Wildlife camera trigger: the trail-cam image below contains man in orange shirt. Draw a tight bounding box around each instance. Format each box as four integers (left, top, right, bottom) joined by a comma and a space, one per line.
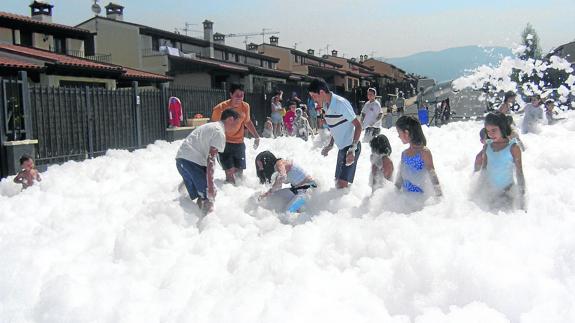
212, 83, 260, 184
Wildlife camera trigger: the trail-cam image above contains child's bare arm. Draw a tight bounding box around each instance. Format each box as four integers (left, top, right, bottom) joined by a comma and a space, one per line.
383, 158, 394, 181
474, 151, 483, 172
423, 149, 442, 197
511, 144, 526, 210
394, 153, 403, 190
13, 171, 24, 184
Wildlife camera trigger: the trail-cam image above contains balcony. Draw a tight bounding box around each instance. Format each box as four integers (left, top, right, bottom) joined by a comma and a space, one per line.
49, 48, 112, 64
142, 47, 198, 59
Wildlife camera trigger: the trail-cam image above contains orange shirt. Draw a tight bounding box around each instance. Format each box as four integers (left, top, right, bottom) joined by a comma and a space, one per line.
211, 99, 251, 144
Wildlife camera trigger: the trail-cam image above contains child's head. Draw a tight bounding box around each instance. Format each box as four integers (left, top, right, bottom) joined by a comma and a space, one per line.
19, 154, 34, 170
265, 117, 272, 128
545, 99, 555, 111
367, 88, 377, 101
479, 128, 488, 144
255, 151, 279, 184
370, 134, 392, 156
531, 94, 542, 105
395, 115, 426, 146
504, 91, 516, 104
289, 101, 297, 111
484, 111, 511, 140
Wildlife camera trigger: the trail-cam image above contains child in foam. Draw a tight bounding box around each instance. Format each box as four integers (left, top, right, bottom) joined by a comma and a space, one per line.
13, 154, 41, 190
168, 97, 183, 127
283, 101, 297, 136
293, 108, 313, 141
474, 128, 488, 172
369, 134, 394, 193
262, 117, 274, 138
256, 151, 317, 213
394, 116, 442, 197
478, 111, 526, 210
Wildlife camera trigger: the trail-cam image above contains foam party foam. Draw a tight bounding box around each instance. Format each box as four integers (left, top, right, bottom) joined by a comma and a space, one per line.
1, 112, 575, 323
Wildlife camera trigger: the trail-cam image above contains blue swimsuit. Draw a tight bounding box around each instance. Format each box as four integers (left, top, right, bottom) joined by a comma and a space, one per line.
401, 152, 426, 193
485, 139, 516, 191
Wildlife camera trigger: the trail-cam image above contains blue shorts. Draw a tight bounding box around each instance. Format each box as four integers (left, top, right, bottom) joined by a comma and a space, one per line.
176, 158, 207, 200
335, 142, 361, 183
271, 112, 283, 124
219, 142, 246, 170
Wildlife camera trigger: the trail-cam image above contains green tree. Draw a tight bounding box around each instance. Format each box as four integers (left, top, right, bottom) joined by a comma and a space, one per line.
520, 23, 542, 60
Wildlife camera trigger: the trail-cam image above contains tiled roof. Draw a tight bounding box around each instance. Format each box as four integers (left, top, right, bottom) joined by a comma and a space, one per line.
0, 11, 92, 34
0, 44, 122, 72
0, 56, 44, 70
122, 67, 172, 81
0, 44, 171, 82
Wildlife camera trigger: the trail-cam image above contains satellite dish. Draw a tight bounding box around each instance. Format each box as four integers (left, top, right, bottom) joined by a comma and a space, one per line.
91, 2, 101, 15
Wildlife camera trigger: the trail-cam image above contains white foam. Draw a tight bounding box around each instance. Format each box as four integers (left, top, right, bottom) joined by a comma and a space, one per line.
1, 115, 575, 322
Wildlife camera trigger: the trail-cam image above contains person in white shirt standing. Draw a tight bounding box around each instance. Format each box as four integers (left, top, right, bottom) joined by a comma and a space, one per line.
360, 88, 383, 143
176, 109, 239, 214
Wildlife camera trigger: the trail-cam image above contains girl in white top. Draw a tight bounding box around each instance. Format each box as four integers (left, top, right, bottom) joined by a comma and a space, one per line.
256, 151, 317, 213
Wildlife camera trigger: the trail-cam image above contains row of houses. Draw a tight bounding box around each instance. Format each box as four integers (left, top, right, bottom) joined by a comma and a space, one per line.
0, 1, 415, 93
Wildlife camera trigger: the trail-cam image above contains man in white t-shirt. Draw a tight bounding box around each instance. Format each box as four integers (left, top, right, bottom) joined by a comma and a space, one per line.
176, 109, 239, 214
360, 88, 382, 143
308, 79, 362, 189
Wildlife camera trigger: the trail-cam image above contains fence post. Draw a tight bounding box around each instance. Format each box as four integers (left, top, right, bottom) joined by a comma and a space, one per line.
160, 82, 169, 130
132, 81, 142, 148
85, 86, 94, 158
19, 71, 33, 140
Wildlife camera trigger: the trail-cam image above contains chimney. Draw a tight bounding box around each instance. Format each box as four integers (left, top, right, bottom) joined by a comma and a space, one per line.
269, 36, 278, 46
203, 20, 214, 58
307, 49, 314, 56
359, 55, 364, 62
105, 3, 124, 21
331, 49, 338, 57
30, 1, 53, 23
213, 33, 225, 45
363, 54, 368, 60
246, 43, 258, 52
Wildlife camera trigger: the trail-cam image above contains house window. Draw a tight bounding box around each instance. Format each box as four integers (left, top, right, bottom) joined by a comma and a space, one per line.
294, 55, 299, 63
53, 37, 66, 54
20, 30, 33, 46
152, 37, 160, 50
347, 78, 352, 90
235, 55, 239, 63
225, 52, 229, 61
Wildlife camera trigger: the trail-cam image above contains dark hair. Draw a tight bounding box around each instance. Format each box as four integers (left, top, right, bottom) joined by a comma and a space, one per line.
288, 100, 297, 107
19, 154, 32, 165
370, 134, 392, 156
479, 128, 488, 141
504, 91, 516, 103
395, 115, 426, 146
228, 83, 244, 95
273, 89, 281, 96
221, 109, 240, 120
505, 115, 515, 126
308, 79, 330, 94
255, 151, 279, 184
485, 111, 511, 138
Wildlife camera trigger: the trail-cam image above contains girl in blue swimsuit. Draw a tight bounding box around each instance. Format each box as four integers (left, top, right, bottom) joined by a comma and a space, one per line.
478, 111, 526, 210
255, 151, 317, 213
394, 116, 442, 197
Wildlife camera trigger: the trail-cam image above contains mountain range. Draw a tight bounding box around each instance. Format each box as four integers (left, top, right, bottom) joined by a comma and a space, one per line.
381, 46, 513, 82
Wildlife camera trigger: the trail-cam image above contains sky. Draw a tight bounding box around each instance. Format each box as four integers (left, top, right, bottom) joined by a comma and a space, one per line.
2, 0, 575, 58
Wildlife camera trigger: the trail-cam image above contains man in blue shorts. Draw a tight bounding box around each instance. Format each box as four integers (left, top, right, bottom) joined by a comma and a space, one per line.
308, 79, 362, 189
176, 109, 239, 214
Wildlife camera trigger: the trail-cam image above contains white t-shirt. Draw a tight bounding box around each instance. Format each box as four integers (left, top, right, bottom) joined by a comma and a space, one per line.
361, 100, 382, 128
176, 121, 226, 166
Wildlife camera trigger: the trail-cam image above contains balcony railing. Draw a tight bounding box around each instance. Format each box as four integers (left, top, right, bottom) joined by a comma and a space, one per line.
49, 48, 112, 64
